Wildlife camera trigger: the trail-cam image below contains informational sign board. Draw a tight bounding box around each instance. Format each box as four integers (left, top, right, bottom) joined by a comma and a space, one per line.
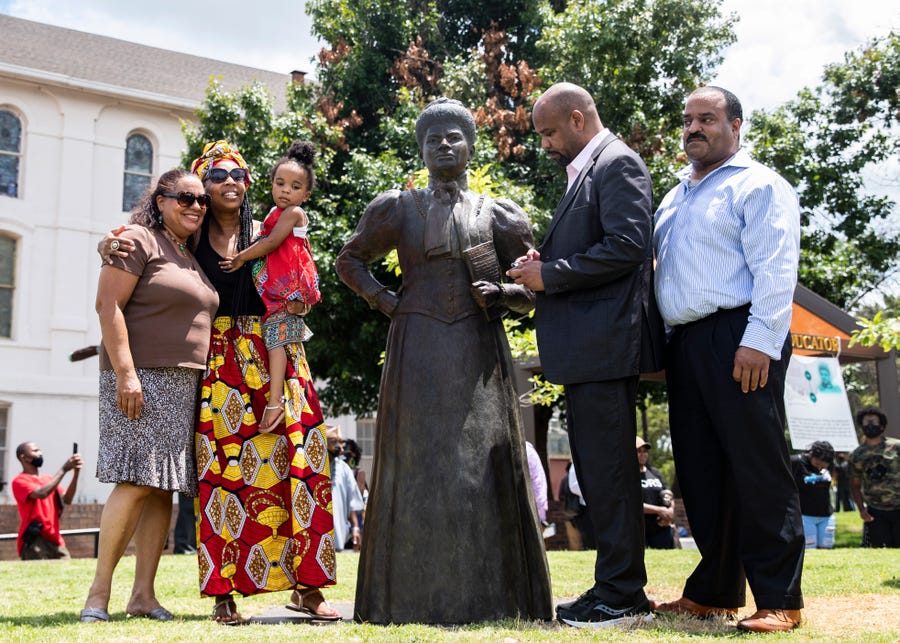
784, 354, 859, 451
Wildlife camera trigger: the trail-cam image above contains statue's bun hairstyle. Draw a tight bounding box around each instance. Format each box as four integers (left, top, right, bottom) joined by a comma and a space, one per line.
271, 140, 317, 191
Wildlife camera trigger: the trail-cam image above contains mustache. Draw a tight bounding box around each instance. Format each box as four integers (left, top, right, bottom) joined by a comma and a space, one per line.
686, 133, 708, 142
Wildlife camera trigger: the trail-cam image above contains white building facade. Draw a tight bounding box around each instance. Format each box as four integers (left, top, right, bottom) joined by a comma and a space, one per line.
0, 15, 334, 502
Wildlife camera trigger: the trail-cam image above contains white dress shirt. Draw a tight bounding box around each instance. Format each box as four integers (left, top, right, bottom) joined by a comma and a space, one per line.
653, 149, 801, 359
565, 129, 612, 193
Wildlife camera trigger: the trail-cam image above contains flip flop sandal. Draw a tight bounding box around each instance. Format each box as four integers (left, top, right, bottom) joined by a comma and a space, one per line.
128, 606, 174, 621
285, 589, 341, 621
80, 607, 109, 623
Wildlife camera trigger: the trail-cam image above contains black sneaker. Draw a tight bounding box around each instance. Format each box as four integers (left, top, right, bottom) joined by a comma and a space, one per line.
556, 591, 654, 628
555, 588, 593, 614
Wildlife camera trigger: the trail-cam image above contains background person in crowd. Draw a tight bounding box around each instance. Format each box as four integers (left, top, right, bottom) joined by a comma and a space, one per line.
341, 438, 367, 533
509, 82, 663, 628
790, 441, 835, 549
12, 442, 82, 560
651, 86, 804, 633
219, 141, 321, 433
558, 461, 596, 551
336, 98, 552, 625
636, 437, 675, 550
526, 441, 549, 525
833, 452, 855, 512
849, 406, 899, 547
82, 169, 219, 624
100, 142, 339, 624
324, 425, 364, 553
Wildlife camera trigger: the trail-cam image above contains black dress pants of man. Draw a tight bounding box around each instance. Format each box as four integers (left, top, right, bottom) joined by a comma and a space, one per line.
565, 376, 647, 606
665, 306, 804, 610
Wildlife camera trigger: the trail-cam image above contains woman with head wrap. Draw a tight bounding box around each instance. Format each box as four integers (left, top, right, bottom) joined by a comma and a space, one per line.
100, 141, 338, 624
336, 99, 553, 624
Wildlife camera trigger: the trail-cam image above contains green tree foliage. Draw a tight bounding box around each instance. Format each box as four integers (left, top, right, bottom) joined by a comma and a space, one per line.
436, 0, 545, 59
747, 33, 900, 309
308, 0, 545, 131
186, 1, 739, 415
307, 0, 440, 130
844, 294, 899, 414
851, 311, 900, 352
533, 0, 736, 208
850, 294, 900, 352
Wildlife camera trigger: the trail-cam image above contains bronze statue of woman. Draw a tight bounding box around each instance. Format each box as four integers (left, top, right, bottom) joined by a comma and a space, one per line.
336, 98, 553, 624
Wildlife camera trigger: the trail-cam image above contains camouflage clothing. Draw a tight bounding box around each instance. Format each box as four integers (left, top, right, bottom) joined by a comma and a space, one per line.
848, 437, 900, 510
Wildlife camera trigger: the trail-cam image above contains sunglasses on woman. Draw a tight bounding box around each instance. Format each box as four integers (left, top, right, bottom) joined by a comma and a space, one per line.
163, 191, 211, 207
206, 167, 249, 184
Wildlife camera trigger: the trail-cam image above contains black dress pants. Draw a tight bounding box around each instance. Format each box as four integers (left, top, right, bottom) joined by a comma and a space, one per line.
565, 376, 647, 606
665, 306, 804, 610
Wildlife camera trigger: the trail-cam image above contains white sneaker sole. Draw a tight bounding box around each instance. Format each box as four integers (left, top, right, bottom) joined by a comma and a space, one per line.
560, 612, 655, 629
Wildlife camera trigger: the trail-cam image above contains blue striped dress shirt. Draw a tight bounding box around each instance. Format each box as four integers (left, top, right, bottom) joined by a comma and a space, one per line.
653, 149, 801, 359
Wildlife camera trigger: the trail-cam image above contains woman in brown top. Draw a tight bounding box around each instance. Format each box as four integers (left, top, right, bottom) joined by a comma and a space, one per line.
81, 169, 219, 624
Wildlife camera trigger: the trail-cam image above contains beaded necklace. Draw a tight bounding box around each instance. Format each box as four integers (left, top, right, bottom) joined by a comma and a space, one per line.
161, 225, 188, 256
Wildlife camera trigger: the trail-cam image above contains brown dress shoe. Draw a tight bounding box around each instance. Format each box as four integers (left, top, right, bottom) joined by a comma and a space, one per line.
737, 608, 802, 633
650, 596, 738, 620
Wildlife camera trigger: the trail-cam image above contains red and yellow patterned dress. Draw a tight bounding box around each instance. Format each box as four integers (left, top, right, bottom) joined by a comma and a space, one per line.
194, 230, 335, 597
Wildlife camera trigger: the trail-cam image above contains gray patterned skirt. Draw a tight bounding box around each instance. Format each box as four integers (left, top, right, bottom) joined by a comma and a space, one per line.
97, 367, 201, 495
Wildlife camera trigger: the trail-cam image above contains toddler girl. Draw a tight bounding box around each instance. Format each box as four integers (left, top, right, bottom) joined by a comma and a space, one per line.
221, 141, 321, 432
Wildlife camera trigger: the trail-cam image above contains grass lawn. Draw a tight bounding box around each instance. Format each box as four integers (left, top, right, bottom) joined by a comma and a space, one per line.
834, 509, 866, 547
1, 526, 897, 643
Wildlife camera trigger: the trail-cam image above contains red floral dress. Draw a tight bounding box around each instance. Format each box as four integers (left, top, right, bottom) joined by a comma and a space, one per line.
252, 207, 321, 321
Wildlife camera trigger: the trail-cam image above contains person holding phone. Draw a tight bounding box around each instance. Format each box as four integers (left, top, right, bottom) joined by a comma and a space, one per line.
12, 442, 82, 560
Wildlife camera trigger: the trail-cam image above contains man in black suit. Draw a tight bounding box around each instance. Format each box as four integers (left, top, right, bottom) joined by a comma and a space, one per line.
509, 82, 662, 628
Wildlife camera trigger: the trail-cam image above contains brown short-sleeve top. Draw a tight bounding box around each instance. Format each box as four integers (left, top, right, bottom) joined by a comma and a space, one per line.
98, 225, 219, 370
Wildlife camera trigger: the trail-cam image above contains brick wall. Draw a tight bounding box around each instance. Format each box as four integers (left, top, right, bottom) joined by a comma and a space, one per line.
0, 503, 181, 561
545, 499, 569, 550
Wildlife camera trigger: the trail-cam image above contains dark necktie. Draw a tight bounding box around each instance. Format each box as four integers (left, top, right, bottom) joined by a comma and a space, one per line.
424, 184, 458, 258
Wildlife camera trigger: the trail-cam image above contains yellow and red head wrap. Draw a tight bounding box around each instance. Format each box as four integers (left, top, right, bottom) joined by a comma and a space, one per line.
190, 140, 252, 186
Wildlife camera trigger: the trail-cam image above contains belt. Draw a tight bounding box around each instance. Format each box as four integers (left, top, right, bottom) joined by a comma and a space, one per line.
673, 303, 751, 330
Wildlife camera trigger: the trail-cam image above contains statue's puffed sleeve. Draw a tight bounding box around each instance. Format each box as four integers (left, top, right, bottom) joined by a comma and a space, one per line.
491, 197, 535, 315
335, 190, 403, 318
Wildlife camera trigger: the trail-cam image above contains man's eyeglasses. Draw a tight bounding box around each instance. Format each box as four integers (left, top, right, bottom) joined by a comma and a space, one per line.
162, 191, 211, 207
206, 167, 249, 184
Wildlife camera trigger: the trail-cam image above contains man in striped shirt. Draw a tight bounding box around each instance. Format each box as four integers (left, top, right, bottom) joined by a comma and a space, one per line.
651, 86, 805, 633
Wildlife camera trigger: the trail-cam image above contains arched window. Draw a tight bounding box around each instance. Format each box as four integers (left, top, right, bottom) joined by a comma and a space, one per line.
0, 110, 23, 198
122, 133, 153, 211
0, 234, 16, 338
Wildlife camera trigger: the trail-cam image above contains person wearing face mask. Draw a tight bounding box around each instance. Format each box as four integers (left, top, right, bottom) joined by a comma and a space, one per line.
849, 406, 899, 547
12, 442, 82, 560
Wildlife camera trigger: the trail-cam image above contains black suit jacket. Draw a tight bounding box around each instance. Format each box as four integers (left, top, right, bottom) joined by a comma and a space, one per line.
536, 134, 664, 384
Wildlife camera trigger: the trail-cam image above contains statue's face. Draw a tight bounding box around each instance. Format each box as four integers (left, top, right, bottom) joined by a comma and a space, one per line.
421, 123, 470, 178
